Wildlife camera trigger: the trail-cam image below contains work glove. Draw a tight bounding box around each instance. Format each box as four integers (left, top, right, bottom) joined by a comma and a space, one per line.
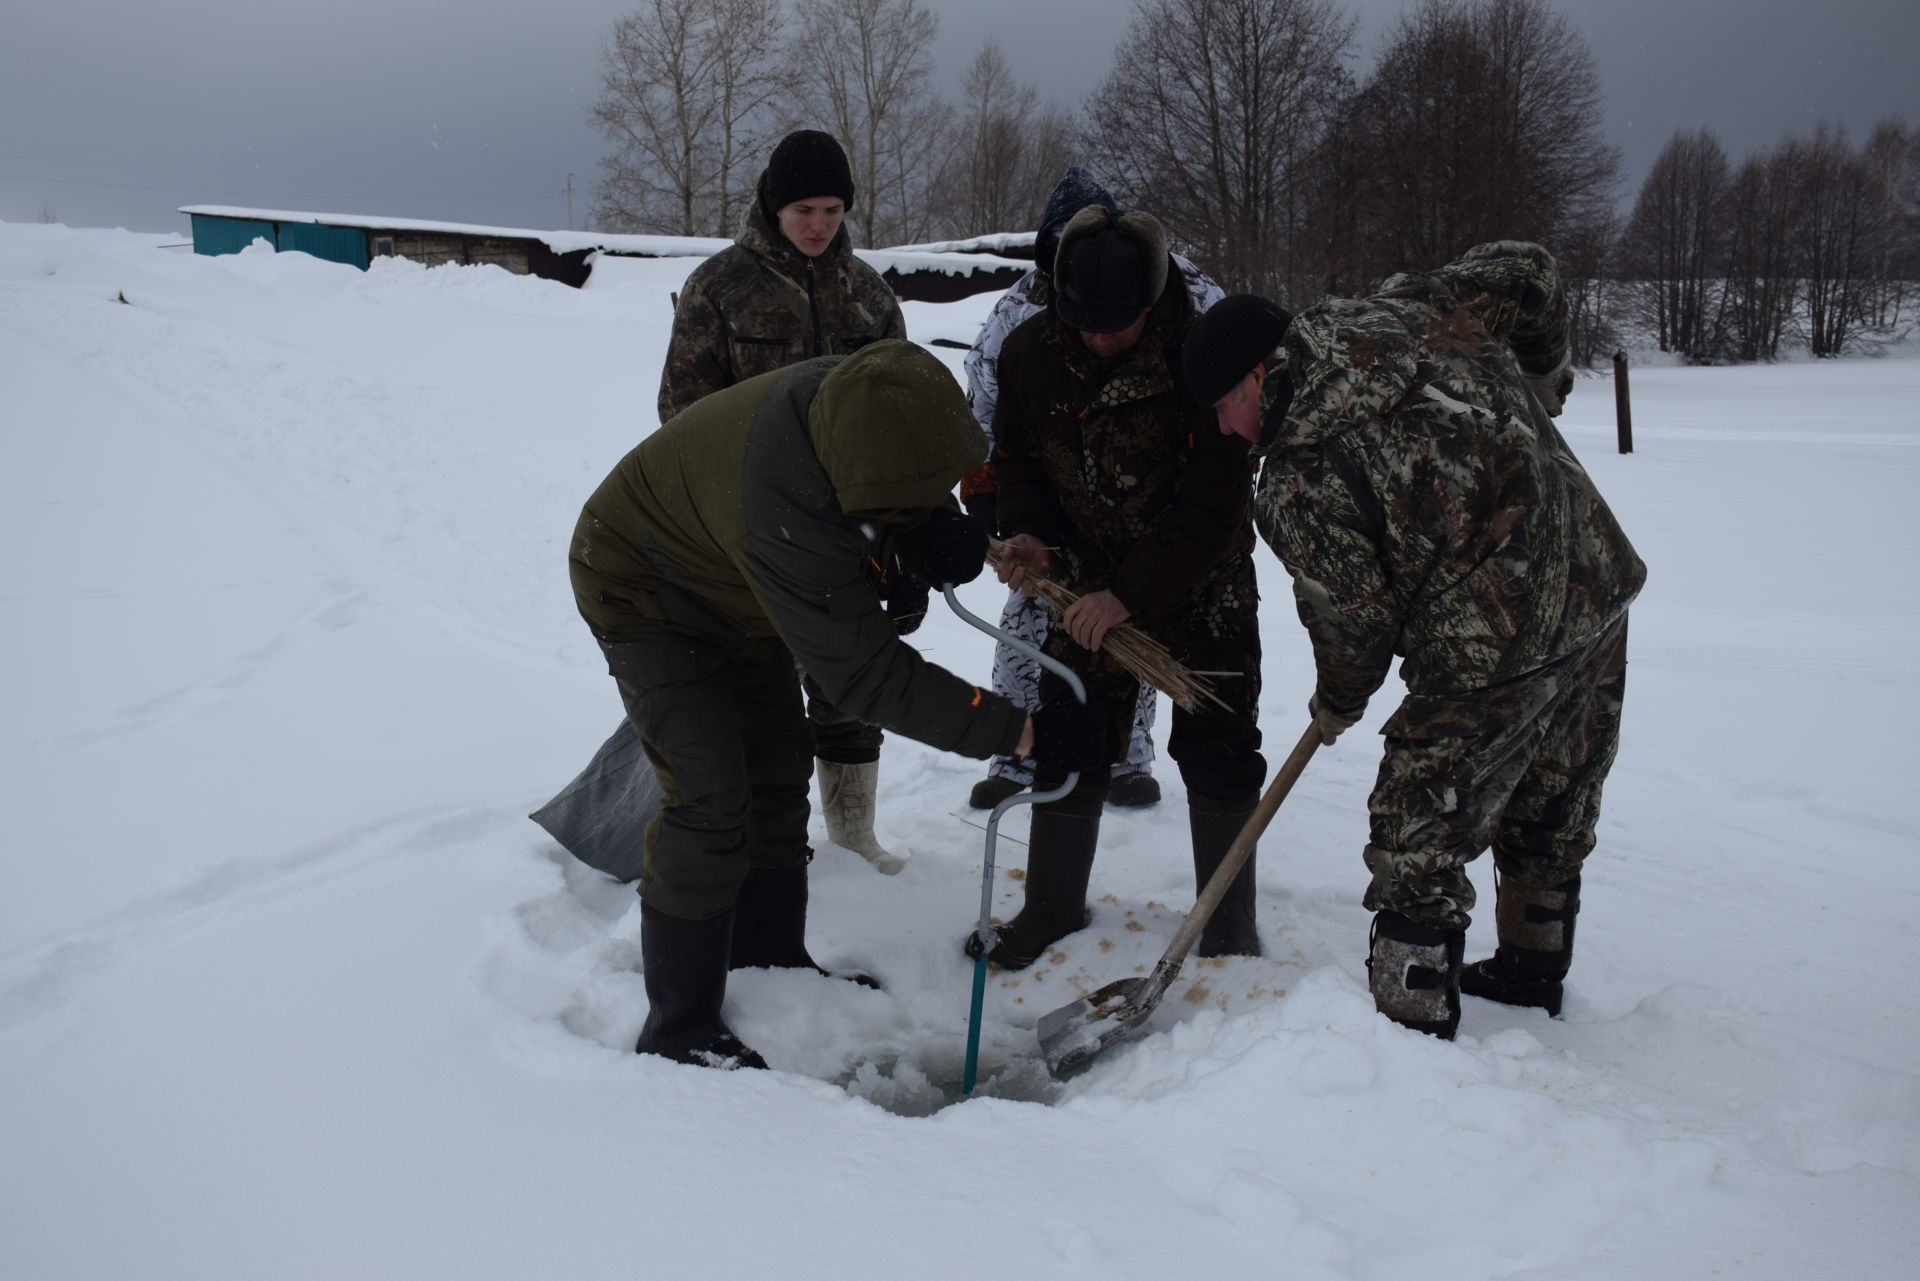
1308, 691, 1366, 746
1028, 690, 1106, 774
882, 570, 930, 636
900, 506, 990, 588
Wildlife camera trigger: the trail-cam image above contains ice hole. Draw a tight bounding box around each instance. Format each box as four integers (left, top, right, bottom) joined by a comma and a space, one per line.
834, 1041, 1066, 1115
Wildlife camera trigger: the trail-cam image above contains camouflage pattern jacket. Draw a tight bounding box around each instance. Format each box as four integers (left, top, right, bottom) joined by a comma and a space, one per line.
657, 213, 906, 423
993, 264, 1259, 646
1253, 241, 1646, 710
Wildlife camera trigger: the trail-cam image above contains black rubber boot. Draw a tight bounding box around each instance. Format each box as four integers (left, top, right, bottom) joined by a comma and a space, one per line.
1190, 796, 1262, 958
729, 863, 879, 988
1106, 771, 1162, 809
963, 794, 1101, 970
1367, 910, 1465, 1039
635, 904, 768, 1069
1461, 874, 1580, 1017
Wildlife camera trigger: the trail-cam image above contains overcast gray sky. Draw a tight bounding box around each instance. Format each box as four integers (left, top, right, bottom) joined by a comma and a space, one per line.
3, 0, 1915, 236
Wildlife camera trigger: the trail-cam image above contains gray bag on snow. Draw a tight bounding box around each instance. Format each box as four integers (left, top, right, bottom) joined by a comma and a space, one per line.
529, 716, 661, 884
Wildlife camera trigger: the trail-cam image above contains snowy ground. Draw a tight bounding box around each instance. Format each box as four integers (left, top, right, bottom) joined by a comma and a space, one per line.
2, 222, 1916, 1279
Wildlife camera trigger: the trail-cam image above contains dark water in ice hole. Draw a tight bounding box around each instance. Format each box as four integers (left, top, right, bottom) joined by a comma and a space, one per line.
833, 1041, 1067, 1115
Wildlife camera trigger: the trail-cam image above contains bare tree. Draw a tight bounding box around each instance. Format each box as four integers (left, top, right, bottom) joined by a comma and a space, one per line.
589, 0, 785, 236
1793, 122, 1874, 358
1081, 0, 1356, 300
784, 0, 945, 246
1553, 206, 1623, 369
929, 39, 1077, 241
1717, 143, 1800, 362
1323, 0, 1618, 293
1620, 128, 1730, 361
1859, 117, 1919, 333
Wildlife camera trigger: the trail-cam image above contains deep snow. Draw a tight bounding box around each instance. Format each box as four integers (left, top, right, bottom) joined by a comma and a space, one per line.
2, 221, 1915, 1279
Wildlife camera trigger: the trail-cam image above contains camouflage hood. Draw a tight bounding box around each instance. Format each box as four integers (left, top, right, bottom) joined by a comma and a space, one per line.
808, 341, 986, 516
1270, 240, 1565, 454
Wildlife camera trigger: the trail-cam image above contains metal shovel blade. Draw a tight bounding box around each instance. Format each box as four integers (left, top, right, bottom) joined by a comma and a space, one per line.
1036, 977, 1156, 1079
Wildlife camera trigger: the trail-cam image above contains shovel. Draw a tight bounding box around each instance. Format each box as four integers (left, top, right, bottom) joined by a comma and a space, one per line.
1036, 720, 1323, 1079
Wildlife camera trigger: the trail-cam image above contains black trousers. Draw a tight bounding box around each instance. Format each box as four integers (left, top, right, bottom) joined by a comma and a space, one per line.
1034, 624, 1264, 808
600, 632, 814, 920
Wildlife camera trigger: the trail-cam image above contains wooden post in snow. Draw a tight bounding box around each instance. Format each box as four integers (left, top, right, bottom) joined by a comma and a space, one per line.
1612, 351, 1634, 454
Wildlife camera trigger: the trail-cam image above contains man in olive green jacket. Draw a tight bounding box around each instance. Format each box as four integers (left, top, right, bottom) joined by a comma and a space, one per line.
572, 341, 1096, 1069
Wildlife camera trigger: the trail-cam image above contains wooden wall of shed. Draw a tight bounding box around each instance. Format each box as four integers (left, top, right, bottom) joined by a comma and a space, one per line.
881, 264, 1024, 304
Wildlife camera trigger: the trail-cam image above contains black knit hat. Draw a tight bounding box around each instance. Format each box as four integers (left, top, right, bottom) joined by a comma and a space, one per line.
759, 130, 856, 222
1183, 294, 1293, 405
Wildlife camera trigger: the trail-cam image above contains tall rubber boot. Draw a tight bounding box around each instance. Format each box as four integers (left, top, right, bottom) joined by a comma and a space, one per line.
1189, 796, 1262, 958
819, 760, 905, 874
1461, 873, 1580, 1017
1367, 910, 1464, 1039
634, 903, 768, 1069
963, 794, 1101, 971
729, 863, 880, 988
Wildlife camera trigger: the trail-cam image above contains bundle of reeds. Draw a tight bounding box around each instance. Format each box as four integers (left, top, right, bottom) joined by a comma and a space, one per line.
984, 539, 1229, 713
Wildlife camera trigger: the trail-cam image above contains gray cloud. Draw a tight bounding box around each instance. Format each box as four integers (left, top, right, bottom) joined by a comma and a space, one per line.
4, 0, 1915, 236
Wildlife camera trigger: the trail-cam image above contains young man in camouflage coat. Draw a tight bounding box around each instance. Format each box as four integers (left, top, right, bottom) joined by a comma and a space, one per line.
1185, 243, 1645, 1039
959, 166, 1226, 814
657, 129, 911, 874
974, 205, 1267, 970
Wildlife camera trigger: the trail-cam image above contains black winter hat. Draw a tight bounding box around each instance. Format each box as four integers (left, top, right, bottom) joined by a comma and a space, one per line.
1183, 294, 1293, 405
759, 130, 856, 222
1034, 166, 1117, 278
1055, 206, 1168, 334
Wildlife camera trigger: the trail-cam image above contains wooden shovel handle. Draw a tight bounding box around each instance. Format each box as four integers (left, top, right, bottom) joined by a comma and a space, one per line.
1159, 721, 1322, 969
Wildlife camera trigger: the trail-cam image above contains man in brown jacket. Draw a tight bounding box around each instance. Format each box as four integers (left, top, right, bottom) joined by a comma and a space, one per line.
658, 129, 912, 874
975, 205, 1267, 970
575, 341, 1101, 1068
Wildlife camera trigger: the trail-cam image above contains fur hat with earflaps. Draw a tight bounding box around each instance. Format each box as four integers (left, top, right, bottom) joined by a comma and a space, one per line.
1052, 205, 1171, 334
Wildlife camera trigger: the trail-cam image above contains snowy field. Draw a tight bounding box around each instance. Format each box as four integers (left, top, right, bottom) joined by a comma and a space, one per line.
2, 221, 1916, 1279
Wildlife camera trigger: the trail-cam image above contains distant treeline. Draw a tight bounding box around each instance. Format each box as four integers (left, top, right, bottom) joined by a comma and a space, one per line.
591, 0, 1916, 362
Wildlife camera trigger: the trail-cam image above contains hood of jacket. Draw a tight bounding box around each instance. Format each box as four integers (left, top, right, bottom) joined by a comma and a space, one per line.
808, 341, 985, 516
1035, 166, 1118, 279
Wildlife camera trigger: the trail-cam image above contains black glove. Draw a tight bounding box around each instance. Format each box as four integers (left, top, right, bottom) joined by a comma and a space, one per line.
882, 571, 930, 636
1028, 691, 1106, 774
961, 490, 998, 537
898, 506, 989, 588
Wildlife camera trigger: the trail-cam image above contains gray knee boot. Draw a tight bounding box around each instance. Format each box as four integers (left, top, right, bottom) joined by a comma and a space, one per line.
818, 759, 904, 874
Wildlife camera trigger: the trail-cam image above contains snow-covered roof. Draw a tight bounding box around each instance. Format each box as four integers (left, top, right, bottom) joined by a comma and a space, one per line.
179, 206, 729, 258
180, 205, 1031, 275
886, 232, 1036, 256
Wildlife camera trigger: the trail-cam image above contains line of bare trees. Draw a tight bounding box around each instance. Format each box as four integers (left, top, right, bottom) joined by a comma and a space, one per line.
590, 0, 1915, 362
1619, 119, 1919, 362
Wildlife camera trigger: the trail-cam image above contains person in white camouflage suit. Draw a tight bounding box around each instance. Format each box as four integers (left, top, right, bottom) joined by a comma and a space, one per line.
959, 167, 1224, 812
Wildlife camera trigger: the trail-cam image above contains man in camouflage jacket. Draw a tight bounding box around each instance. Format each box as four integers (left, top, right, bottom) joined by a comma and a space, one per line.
975, 205, 1267, 970
656, 129, 911, 874
1185, 242, 1645, 1039
959, 166, 1226, 813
